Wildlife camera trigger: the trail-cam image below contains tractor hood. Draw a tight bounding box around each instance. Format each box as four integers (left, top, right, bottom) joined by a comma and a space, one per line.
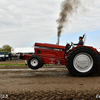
34, 43, 65, 51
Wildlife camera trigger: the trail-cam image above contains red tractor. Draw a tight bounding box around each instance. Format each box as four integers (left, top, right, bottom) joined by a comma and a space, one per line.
20, 35, 100, 77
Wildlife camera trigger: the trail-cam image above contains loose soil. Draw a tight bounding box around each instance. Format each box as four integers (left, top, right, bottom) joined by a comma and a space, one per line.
0, 60, 100, 100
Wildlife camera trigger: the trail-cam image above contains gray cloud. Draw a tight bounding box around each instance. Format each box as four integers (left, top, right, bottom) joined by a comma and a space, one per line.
0, 0, 61, 48
0, 0, 100, 48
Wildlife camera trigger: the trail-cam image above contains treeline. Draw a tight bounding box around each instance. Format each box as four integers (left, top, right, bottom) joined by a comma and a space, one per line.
0, 45, 12, 52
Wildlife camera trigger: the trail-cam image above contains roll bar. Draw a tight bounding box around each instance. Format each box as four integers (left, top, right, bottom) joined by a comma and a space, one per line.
83, 34, 86, 45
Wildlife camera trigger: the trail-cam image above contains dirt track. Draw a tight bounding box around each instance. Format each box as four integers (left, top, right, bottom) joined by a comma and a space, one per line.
0, 60, 100, 100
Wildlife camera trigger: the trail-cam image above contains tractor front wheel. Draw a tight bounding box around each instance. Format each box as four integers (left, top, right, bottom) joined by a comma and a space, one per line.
66, 47, 98, 76
27, 55, 42, 70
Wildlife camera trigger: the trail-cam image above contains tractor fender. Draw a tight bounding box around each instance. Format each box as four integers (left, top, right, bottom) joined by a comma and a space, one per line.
67, 45, 98, 55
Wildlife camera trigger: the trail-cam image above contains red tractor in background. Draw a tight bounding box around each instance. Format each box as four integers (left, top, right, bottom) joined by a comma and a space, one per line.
20, 34, 100, 77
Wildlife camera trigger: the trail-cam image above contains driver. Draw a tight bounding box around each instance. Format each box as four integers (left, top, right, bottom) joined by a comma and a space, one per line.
72, 36, 84, 45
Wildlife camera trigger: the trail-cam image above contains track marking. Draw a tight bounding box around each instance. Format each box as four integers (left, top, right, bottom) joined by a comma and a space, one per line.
0, 68, 67, 72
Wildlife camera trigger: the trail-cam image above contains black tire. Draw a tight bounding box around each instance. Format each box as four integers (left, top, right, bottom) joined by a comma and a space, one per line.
39, 63, 44, 68
27, 55, 42, 69
66, 47, 98, 77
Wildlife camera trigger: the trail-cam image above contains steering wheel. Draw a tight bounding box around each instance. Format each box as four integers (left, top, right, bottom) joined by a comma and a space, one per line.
65, 43, 71, 52
71, 42, 74, 48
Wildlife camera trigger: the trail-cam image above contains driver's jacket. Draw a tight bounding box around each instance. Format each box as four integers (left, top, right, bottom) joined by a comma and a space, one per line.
74, 40, 84, 45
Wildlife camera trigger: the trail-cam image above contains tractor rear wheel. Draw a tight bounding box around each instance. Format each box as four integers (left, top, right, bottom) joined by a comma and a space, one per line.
27, 55, 42, 69
66, 47, 98, 76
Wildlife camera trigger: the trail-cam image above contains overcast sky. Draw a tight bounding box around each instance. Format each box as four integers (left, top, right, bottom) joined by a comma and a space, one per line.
0, 0, 100, 49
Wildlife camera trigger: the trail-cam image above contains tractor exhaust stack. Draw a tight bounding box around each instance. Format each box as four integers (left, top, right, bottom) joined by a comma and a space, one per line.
57, 36, 60, 45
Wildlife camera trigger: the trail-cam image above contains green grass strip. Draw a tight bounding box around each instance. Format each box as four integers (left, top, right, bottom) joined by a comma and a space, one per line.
0, 63, 26, 66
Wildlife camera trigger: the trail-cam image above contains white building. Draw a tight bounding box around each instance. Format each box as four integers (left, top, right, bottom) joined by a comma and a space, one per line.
97, 49, 100, 53
11, 47, 34, 54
